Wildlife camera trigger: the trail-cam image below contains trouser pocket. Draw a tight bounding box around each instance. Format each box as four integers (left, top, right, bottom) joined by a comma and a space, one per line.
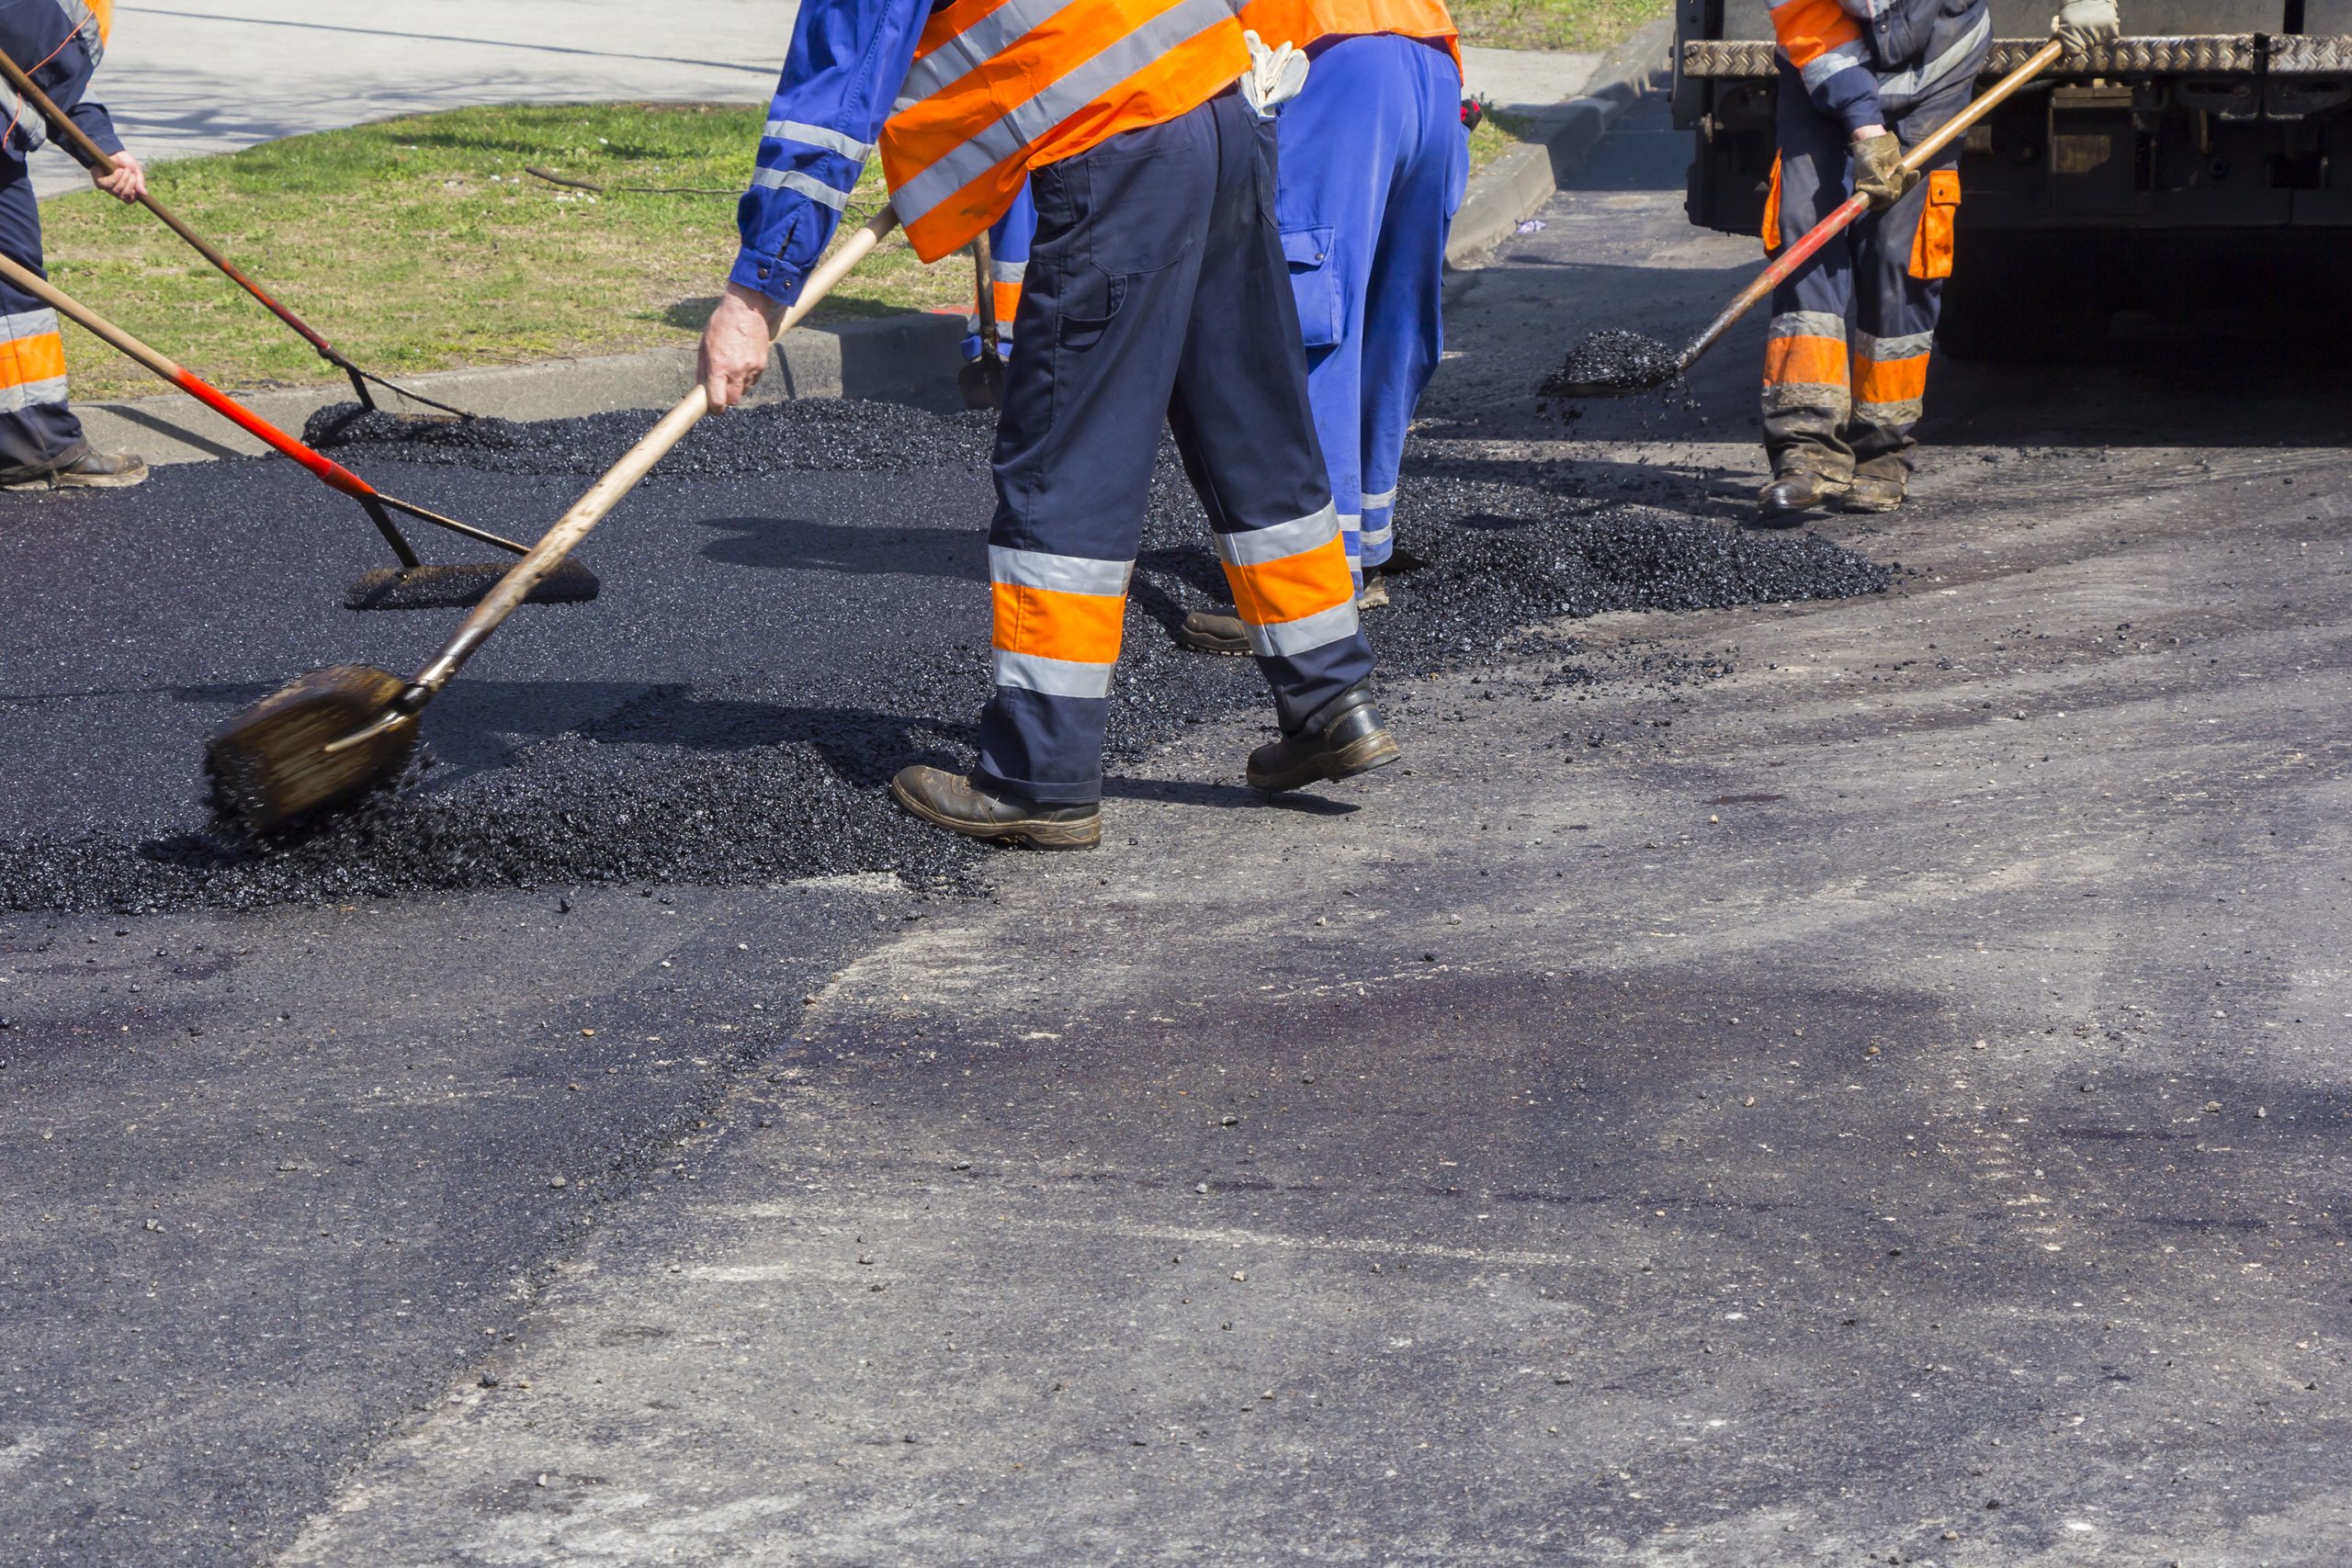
1282, 226, 1340, 349
1908, 168, 1960, 280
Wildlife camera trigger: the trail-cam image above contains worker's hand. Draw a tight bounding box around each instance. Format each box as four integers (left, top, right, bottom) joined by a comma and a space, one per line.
2052, 0, 2120, 57
697, 282, 782, 411
92, 150, 146, 204
1849, 130, 1917, 211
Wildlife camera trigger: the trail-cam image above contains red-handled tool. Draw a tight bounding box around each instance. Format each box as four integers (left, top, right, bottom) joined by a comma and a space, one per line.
0, 42, 472, 422
1546, 39, 2066, 398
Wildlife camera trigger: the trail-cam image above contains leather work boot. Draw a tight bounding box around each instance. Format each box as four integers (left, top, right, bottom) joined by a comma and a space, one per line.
1755, 468, 1849, 526
889, 765, 1101, 849
1245, 681, 1400, 793
1173, 573, 1390, 656
5, 449, 148, 491
1837, 457, 1908, 513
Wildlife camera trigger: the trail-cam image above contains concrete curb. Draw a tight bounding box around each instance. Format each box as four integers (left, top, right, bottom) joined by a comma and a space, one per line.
1444, 16, 1674, 270
74, 310, 967, 468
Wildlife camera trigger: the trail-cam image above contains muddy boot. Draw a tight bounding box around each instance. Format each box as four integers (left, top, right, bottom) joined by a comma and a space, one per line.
1837, 455, 1908, 513
1246, 682, 1400, 793
6, 449, 147, 491
1755, 467, 1849, 526
889, 765, 1101, 850
1356, 570, 1389, 610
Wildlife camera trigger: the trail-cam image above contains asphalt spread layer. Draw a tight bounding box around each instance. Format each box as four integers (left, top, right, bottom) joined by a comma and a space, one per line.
0, 400, 1890, 916
305, 397, 1001, 478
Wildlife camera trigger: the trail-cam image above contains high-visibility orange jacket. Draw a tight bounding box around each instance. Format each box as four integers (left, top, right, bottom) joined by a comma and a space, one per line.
1230, 0, 1460, 71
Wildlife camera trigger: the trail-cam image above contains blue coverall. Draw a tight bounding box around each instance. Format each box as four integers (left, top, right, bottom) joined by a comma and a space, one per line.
0, 0, 120, 481
738, 0, 1374, 805
1276, 31, 1463, 579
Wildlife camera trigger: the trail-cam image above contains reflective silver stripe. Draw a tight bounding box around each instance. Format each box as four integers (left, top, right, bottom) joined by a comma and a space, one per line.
1361, 524, 1394, 547
1212, 502, 1340, 568
1856, 329, 1934, 362
1769, 310, 1848, 342
764, 119, 876, 161
1800, 39, 1870, 90
1243, 599, 1360, 659
902, 0, 1070, 107
0, 376, 69, 414
1359, 485, 1396, 512
892, 0, 1233, 228
750, 167, 854, 209
1877, 11, 1991, 102
0, 308, 60, 344
991, 259, 1028, 284
989, 546, 1131, 597
1761, 383, 1851, 412
1853, 397, 1923, 425
1337, 513, 1361, 536
993, 648, 1114, 699
60, 0, 104, 66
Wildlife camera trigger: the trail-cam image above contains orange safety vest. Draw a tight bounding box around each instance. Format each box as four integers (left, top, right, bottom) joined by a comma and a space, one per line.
1230, 0, 1461, 72
881, 0, 1249, 263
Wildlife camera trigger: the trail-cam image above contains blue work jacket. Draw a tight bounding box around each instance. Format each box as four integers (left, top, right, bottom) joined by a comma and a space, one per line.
0, 0, 119, 167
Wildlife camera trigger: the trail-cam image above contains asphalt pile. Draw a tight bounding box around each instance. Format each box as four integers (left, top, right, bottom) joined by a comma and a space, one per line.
0, 404, 1892, 916
1540, 330, 1681, 400
305, 398, 1001, 478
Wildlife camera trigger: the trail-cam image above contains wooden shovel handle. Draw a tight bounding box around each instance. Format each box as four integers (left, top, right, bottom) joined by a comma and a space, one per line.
408, 207, 902, 698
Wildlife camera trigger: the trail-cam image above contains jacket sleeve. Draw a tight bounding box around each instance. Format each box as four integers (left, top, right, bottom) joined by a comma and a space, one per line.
0, 13, 122, 162
729, 0, 931, 307
1770, 0, 1884, 138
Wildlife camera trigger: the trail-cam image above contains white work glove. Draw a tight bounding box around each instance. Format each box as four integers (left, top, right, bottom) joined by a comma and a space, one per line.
1238, 29, 1308, 118
2052, 0, 2120, 57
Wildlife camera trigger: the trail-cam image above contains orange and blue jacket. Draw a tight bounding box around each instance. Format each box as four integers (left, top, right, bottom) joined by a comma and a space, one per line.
1770, 0, 1989, 136
0, 0, 118, 164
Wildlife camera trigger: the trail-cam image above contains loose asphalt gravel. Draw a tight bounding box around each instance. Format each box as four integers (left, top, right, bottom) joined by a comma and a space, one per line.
0, 400, 1890, 916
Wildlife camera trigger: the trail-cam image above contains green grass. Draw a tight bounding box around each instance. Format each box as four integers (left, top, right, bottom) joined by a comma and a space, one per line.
1450, 0, 1665, 52
44, 102, 954, 402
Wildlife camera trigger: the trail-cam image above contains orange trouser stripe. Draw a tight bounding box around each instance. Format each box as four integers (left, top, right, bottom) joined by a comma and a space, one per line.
1220, 536, 1355, 626
0, 329, 67, 391
1763, 334, 1850, 389
991, 280, 1022, 321
1855, 353, 1929, 405
991, 581, 1128, 665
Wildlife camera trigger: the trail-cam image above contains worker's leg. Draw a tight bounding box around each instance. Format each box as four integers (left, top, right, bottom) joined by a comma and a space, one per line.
1847, 78, 1971, 510
1345, 38, 1463, 581
1758, 64, 1858, 513
1169, 93, 1381, 752
0, 164, 92, 485
962, 181, 1035, 365
959, 106, 1224, 811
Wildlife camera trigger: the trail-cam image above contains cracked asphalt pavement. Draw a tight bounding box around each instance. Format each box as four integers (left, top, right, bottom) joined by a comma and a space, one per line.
4, 98, 2350, 1567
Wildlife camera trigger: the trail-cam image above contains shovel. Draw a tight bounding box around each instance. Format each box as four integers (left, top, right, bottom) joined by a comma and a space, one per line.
1546, 39, 2065, 399
957, 230, 1007, 411
204, 208, 901, 831
0, 42, 474, 423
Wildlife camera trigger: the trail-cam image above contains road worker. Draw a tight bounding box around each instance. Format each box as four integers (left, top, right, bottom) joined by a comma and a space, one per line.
1755, 0, 2119, 523
1174, 0, 1465, 653
698, 0, 1396, 850
0, 0, 147, 490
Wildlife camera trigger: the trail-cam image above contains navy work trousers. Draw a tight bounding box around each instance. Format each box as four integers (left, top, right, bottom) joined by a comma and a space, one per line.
978, 90, 1375, 806
0, 161, 87, 480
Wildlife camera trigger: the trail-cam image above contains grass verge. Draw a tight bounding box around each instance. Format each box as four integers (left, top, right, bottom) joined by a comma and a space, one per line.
1451, 0, 1664, 52
44, 102, 944, 403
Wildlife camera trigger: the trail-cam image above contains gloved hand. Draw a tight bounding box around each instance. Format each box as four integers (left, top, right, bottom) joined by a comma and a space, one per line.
1849, 130, 1917, 210
2052, 0, 2120, 57
1238, 28, 1308, 118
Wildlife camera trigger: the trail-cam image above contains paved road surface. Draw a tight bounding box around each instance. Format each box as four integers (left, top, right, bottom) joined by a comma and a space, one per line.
3, 96, 2350, 1567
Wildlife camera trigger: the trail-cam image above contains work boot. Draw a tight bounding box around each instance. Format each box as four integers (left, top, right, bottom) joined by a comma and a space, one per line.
5, 449, 147, 491
1837, 456, 1908, 513
1755, 468, 1849, 526
1173, 572, 1390, 656
1246, 682, 1399, 793
889, 764, 1101, 850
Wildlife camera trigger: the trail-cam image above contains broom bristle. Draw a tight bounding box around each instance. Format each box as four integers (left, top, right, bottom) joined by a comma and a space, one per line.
344, 559, 600, 612
206, 664, 417, 831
